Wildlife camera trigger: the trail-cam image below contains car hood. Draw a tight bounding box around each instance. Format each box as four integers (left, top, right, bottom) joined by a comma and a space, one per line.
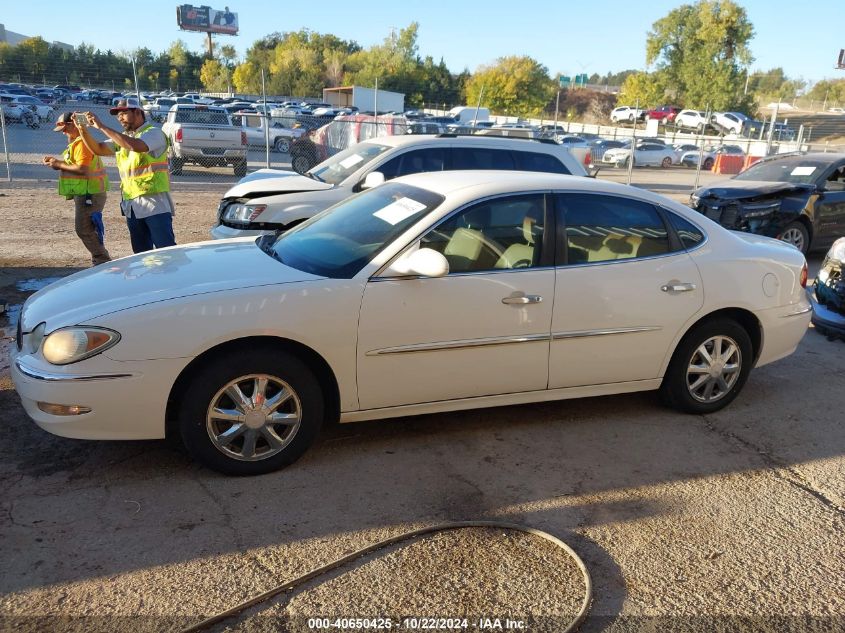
21, 239, 321, 331
224, 168, 334, 198
694, 180, 814, 200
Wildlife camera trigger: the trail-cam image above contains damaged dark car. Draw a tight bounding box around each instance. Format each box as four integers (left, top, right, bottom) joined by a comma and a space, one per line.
690, 153, 845, 254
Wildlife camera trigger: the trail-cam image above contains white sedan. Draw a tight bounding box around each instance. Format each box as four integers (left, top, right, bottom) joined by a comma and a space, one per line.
602, 142, 677, 167
12, 171, 812, 475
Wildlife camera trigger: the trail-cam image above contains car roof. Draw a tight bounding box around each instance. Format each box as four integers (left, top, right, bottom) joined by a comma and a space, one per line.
389, 170, 686, 213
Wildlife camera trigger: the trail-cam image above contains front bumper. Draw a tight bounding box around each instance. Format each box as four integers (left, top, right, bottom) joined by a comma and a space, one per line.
10, 345, 189, 440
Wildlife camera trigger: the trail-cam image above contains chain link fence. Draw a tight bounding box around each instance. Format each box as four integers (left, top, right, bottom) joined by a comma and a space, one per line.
2, 91, 845, 197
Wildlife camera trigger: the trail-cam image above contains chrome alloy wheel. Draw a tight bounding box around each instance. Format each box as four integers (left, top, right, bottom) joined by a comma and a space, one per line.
206, 374, 302, 461
685, 335, 742, 403
779, 226, 806, 252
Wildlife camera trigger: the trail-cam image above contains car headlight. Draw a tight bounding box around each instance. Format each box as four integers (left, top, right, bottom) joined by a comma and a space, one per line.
222, 203, 267, 225
828, 237, 845, 264
742, 200, 780, 218
41, 327, 120, 365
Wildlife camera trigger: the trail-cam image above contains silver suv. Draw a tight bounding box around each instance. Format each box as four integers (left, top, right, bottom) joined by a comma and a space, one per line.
211, 134, 589, 239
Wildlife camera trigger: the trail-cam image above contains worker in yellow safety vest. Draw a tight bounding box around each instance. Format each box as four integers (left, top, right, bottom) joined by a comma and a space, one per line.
78, 97, 176, 254
42, 112, 111, 266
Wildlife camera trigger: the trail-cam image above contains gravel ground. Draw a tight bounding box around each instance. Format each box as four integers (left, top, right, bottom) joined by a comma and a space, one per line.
1, 177, 844, 633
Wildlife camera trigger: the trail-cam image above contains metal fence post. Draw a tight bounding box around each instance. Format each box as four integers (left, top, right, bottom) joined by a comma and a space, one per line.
0, 106, 10, 182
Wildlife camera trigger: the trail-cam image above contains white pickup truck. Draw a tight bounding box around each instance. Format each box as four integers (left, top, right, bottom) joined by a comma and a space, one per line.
230, 111, 306, 153
162, 104, 248, 177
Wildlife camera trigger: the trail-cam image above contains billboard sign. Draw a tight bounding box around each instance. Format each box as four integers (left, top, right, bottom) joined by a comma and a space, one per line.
177, 4, 238, 35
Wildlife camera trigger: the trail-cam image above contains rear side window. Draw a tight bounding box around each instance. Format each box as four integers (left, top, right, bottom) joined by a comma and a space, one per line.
451, 147, 516, 170
557, 193, 671, 264
667, 212, 705, 249
515, 151, 568, 174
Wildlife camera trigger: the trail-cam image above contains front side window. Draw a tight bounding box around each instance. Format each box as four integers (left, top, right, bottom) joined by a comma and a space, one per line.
557, 193, 670, 264
376, 148, 447, 180
270, 182, 443, 278
421, 194, 546, 273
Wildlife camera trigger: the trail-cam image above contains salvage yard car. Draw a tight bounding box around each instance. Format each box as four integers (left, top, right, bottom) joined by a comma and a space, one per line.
211, 134, 589, 240
162, 103, 248, 177
690, 152, 845, 253
12, 171, 812, 475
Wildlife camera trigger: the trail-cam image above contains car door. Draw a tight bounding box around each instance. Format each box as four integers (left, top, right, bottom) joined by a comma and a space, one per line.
549, 193, 704, 388
814, 164, 845, 248
356, 193, 555, 410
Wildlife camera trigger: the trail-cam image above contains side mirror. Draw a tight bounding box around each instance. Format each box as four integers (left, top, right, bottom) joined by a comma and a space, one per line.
383, 247, 449, 278
361, 171, 385, 190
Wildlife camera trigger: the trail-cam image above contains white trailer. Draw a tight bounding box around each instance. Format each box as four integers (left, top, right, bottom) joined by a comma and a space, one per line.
323, 86, 405, 114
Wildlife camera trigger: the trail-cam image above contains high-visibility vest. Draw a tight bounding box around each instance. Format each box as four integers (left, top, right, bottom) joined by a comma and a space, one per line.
115, 123, 170, 201
58, 138, 109, 196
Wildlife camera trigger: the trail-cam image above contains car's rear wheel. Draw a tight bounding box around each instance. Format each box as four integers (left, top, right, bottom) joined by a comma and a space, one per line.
628, 114, 635, 122
661, 157, 672, 168
178, 348, 324, 475
703, 157, 715, 170
274, 137, 290, 153
660, 318, 753, 414
234, 160, 247, 178
778, 221, 809, 254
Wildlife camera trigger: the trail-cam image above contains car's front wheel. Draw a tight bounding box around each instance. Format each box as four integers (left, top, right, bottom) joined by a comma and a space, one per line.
660, 318, 753, 414
178, 348, 324, 475
778, 221, 809, 254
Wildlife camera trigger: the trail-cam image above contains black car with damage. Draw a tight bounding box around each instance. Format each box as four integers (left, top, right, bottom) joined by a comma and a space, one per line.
690, 153, 845, 254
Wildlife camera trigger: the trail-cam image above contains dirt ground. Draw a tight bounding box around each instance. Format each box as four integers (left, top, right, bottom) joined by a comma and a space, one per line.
1, 180, 845, 633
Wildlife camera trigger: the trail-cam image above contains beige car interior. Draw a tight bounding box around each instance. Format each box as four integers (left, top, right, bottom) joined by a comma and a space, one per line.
430, 198, 544, 272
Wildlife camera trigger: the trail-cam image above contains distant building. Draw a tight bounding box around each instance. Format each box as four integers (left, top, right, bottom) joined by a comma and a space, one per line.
0, 24, 74, 51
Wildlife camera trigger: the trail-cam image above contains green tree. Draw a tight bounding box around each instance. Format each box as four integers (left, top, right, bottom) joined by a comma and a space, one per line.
618, 71, 666, 108
465, 56, 554, 117
806, 79, 845, 106
15, 37, 50, 83
646, 0, 754, 111
200, 59, 230, 92
232, 61, 261, 93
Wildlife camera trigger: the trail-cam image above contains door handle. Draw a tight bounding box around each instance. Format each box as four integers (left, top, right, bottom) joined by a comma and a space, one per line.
502, 294, 543, 305
661, 282, 697, 293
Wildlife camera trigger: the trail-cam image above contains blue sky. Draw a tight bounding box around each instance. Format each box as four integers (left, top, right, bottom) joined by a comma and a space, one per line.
3, 1, 842, 86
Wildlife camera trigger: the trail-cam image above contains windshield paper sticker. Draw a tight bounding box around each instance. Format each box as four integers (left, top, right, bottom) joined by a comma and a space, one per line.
339, 154, 365, 169
374, 198, 427, 225
790, 166, 816, 176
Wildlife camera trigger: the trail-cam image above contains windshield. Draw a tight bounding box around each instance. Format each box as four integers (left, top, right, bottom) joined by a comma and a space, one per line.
307, 142, 393, 185
734, 158, 828, 184
270, 182, 444, 278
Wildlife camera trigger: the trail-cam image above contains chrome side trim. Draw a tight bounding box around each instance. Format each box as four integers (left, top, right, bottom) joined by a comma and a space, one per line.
366, 333, 550, 356
15, 360, 136, 382
552, 326, 662, 340
780, 305, 813, 318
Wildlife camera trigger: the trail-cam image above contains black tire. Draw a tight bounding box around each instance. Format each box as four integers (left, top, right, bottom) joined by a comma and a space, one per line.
234, 160, 247, 178
291, 154, 312, 174
703, 157, 714, 170
274, 137, 290, 153
778, 221, 809, 254
169, 155, 183, 176
660, 318, 753, 414
178, 348, 324, 475
661, 156, 672, 168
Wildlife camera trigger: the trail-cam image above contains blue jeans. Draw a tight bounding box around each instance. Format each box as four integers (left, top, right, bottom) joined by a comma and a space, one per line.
125, 211, 176, 253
